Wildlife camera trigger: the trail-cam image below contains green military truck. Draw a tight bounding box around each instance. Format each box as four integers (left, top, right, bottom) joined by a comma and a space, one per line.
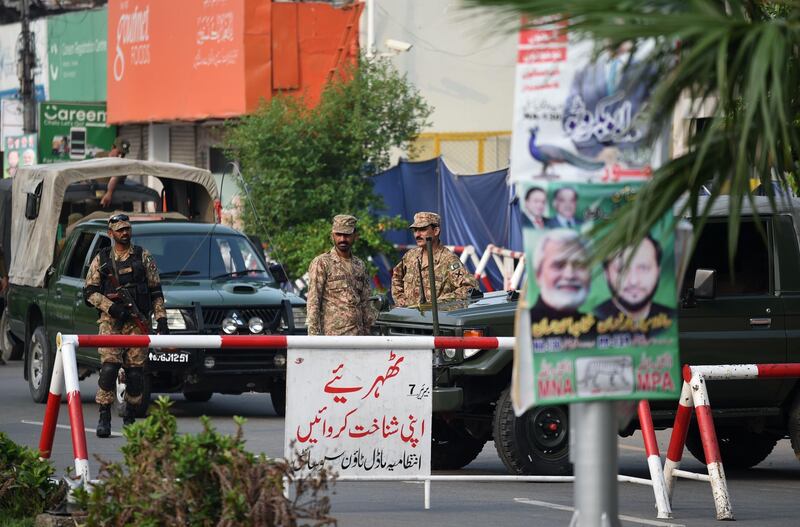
374, 196, 800, 474
4, 159, 306, 416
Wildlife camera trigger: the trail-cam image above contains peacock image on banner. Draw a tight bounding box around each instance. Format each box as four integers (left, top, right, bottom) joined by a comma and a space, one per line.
518, 181, 680, 405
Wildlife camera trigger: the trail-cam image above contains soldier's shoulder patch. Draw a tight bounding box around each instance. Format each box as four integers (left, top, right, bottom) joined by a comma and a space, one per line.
449, 262, 461, 271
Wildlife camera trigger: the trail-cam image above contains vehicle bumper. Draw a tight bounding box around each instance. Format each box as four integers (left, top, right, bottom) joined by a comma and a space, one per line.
433, 386, 463, 412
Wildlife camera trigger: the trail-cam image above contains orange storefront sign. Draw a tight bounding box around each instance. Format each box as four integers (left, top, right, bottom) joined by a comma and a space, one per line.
107, 0, 271, 123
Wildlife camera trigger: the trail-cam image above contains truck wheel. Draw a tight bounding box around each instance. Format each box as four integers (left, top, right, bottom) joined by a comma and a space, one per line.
28, 326, 52, 403
686, 423, 777, 469
431, 418, 487, 470
115, 369, 152, 418
1, 307, 23, 361
183, 390, 213, 402
789, 391, 800, 461
493, 388, 571, 475
270, 382, 286, 417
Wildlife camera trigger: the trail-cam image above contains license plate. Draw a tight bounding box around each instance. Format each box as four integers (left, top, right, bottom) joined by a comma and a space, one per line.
148, 351, 190, 364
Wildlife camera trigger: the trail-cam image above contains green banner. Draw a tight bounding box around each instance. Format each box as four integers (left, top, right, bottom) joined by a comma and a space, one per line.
3, 133, 37, 178
39, 102, 116, 163
47, 7, 108, 102
521, 182, 680, 404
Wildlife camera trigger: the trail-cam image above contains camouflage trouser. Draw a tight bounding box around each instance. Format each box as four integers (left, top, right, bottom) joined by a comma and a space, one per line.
95, 319, 147, 406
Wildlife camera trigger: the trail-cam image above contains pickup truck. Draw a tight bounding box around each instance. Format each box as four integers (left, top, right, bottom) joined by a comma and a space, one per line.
4, 159, 306, 417
374, 196, 800, 474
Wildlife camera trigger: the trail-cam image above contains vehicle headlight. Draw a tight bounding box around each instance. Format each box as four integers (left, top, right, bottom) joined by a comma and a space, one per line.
443, 348, 457, 359
463, 328, 485, 359
292, 306, 307, 328
222, 317, 239, 335
248, 317, 264, 334
151, 309, 188, 331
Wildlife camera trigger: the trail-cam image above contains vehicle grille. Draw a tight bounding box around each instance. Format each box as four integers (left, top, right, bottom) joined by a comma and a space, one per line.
206, 348, 282, 372
386, 326, 455, 336
201, 307, 283, 330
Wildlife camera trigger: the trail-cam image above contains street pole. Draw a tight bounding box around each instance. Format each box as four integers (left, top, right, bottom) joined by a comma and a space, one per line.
569, 402, 621, 527
19, 0, 37, 134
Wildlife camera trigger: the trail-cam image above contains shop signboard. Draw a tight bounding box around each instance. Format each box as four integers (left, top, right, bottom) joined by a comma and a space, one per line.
4, 133, 37, 178
47, 7, 108, 102
39, 101, 116, 163
510, 22, 679, 407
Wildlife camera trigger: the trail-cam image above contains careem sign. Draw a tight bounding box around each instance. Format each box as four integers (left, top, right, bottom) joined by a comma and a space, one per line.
113, 4, 150, 82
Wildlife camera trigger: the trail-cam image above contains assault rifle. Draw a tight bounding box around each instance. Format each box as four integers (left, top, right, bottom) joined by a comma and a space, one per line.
107, 285, 150, 335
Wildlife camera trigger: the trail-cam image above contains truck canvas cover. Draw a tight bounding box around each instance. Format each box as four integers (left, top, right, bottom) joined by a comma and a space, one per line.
9, 157, 219, 288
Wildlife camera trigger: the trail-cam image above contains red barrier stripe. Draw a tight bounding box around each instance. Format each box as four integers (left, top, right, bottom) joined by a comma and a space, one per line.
694, 405, 722, 464
682, 364, 692, 383
637, 400, 659, 457
78, 335, 151, 348
756, 363, 800, 378
38, 392, 62, 458
666, 402, 692, 462
66, 391, 88, 462
220, 335, 288, 348
434, 336, 499, 349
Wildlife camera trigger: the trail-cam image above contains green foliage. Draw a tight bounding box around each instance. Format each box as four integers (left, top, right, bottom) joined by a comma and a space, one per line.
466, 0, 800, 262
75, 397, 335, 527
225, 54, 431, 278
0, 432, 65, 519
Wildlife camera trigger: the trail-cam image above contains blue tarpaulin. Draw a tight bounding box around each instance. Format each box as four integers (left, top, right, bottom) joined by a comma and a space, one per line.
372, 158, 523, 290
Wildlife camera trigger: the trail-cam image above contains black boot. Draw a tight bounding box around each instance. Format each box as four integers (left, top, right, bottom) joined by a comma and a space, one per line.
122, 404, 136, 427
96, 405, 111, 438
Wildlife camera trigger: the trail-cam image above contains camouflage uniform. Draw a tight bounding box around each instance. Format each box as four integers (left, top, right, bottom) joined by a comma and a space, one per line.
306, 215, 375, 336
391, 212, 478, 307
84, 222, 166, 406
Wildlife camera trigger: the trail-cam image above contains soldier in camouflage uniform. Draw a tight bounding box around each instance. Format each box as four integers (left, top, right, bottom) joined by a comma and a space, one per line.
391, 212, 478, 307
306, 215, 375, 336
84, 213, 169, 437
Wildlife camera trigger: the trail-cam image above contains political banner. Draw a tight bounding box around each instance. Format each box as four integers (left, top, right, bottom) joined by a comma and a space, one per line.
4, 133, 37, 178
285, 348, 431, 476
510, 21, 679, 407
0, 99, 23, 151
39, 101, 116, 163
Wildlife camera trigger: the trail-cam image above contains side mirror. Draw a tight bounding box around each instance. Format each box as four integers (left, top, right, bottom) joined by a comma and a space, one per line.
269, 263, 289, 285
694, 268, 716, 299
370, 294, 390, 313
25, 192, 41, 220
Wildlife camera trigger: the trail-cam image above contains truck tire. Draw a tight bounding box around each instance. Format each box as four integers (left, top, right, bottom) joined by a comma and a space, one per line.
27, 326, 52, 403
115, 369, 152, 418
270, 382, 286, 417
789, 391, 800, 461
686, 423, 777, 469
183, 390, 213, 402
431, 418, 487, 470
493, 388, 571, 475
1, 307, 23, 361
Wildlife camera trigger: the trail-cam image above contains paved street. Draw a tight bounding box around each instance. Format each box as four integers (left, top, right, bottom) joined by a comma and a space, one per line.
1, 360, 798, 526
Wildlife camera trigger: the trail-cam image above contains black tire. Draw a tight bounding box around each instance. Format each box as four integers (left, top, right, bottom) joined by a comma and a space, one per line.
27, 326, 52, 403
493, 388, 571, 475
789, 391, 800, 461
114, 369, 152, 418
270, 381, 286, 417
431, 418, 487, 470
686, 422, 777, 469
1, 307, 23, 361
183, 390, 213, 403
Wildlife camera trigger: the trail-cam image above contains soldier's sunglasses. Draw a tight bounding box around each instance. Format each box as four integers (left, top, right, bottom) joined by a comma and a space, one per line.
108, 214, 130, 224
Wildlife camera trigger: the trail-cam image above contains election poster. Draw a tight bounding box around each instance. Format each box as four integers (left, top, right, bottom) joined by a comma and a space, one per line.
510, 20, 680, 408
4, 133, 37, 178
285, 348, 431, 476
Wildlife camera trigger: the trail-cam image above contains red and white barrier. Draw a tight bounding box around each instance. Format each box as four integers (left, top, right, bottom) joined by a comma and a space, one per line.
662, 362, 800, 521
38, 335, 90, 484
45, 332, 673, 517
474, 244, 525, 291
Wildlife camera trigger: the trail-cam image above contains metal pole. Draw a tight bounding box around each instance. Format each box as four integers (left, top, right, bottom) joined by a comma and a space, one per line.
19, 0, 36, 134
425, 237, 439, 336
365, 0, 375, 58
569, 402, 621, 527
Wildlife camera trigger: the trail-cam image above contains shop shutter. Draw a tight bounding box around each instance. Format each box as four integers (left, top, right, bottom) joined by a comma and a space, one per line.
117, 125, 145, 160
170, 125, 196, 166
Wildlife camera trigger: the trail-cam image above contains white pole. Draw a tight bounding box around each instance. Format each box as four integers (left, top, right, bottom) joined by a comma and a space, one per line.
366, 0, 375, 58
424, 479, 430, 510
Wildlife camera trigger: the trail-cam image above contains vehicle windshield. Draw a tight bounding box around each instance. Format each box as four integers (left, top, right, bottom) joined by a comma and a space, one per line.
133, 232, 272, 281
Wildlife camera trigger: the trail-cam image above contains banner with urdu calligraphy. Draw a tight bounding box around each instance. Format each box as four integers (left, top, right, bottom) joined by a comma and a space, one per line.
284, 348, 432, 477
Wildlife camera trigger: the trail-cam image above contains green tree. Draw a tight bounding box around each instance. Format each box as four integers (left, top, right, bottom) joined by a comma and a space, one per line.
467, 0, 800, 259
225, 55, 431, 279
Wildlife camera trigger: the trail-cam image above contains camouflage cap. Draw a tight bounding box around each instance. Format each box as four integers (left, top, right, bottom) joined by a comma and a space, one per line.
332, 214, 357, 234
108, 213, 131, 231
409, 211, 440, 229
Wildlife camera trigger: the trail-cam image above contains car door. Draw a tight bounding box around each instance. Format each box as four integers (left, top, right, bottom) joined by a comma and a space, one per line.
48, 231, 97, 345
73, 234, 111, 366
678, 217, 786, 408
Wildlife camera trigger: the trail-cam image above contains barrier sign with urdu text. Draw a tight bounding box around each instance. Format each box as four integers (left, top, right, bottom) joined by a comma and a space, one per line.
510, 21, 680, 408
285, 348, 431, 476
